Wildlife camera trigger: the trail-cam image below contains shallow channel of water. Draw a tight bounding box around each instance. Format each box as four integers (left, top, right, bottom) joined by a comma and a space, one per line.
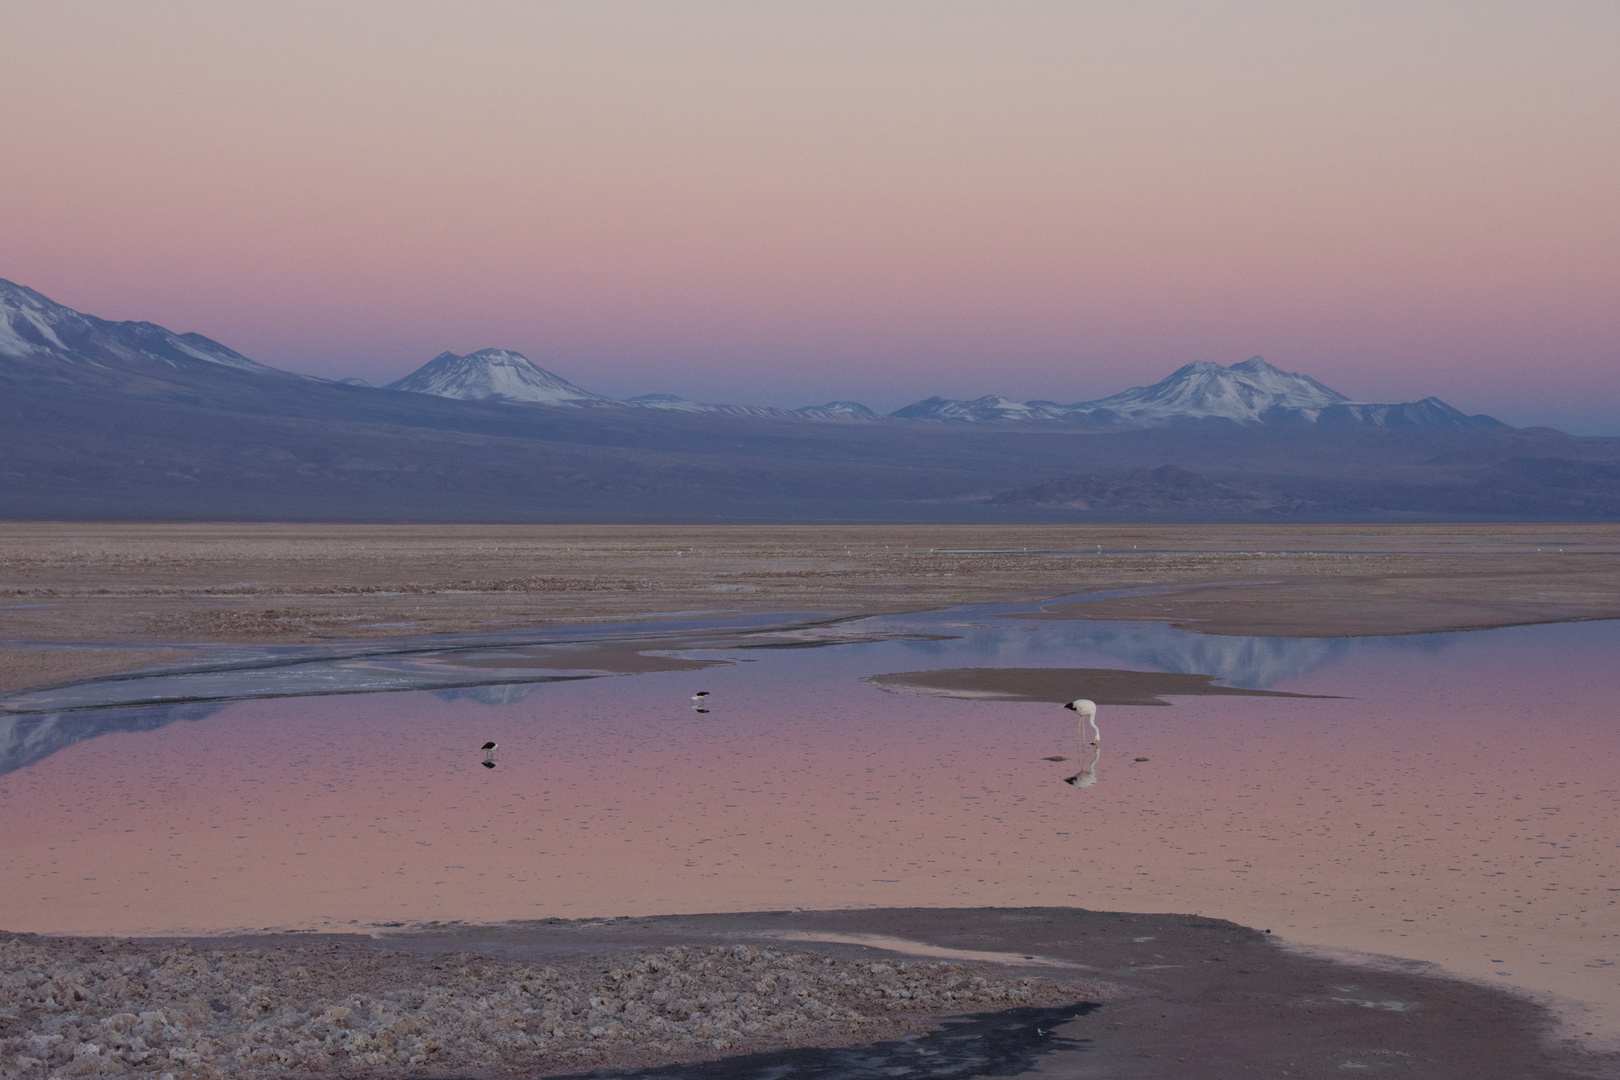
2, 600, 1618, 1045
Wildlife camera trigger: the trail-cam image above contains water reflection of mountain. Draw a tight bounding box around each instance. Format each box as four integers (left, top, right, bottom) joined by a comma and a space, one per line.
0, 702, 228, 777
431, 684, 543, 706
887, 617, 1454, 690
1061, 624, 1452, 689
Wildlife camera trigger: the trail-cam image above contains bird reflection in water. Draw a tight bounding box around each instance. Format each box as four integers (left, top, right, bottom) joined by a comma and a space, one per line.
691, 690, 711, 714
1062, 699, 1099, 789
481, 741, 498, 769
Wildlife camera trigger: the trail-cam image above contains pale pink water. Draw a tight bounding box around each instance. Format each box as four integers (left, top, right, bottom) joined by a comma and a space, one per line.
2, 617, 1618, 1043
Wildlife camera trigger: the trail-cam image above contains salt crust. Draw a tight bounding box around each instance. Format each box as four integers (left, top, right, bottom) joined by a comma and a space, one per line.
0, 934, 1091, 1078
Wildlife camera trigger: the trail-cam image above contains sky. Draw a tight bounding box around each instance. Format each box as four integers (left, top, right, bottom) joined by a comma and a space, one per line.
2, 1, 1617, 430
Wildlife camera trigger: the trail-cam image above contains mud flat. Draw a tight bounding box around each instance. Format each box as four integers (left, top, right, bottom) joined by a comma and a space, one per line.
4, 522, 1620, 694
4, 907, 1609, 1079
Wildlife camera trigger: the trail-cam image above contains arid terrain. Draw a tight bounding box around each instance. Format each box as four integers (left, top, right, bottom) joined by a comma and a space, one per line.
3, 522, 1619, 695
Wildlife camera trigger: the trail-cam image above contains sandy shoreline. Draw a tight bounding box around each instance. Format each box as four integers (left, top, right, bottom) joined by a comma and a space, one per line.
4, 907, 1609, 1079
4, 522, 1620, 696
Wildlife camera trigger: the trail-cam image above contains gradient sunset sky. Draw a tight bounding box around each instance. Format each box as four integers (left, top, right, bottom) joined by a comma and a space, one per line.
3, 2, 1616, 429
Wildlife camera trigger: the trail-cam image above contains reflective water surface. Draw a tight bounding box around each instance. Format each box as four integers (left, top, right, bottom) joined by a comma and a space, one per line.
3, 602, 1619, 1045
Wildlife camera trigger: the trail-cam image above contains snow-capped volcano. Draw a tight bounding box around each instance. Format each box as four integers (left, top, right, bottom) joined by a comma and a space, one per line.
893, 356, 1502, 429
1080, 356, 1348, 423
384, 349, 617, 405
0, 278, 272, 374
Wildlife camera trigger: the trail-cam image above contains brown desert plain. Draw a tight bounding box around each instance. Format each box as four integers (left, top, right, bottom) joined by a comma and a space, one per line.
3, 522, 1620, 1079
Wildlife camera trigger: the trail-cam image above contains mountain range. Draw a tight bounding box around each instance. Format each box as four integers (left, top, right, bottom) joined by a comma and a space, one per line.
371, 336, 1501, 432
2, 277, 1499, 431
2, 277, 1616, 522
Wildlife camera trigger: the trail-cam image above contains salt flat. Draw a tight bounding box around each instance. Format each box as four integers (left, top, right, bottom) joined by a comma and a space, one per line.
4, 522, 1619, 694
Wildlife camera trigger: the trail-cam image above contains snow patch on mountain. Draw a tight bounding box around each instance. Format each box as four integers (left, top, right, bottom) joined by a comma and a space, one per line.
384, 349, 617, 405
891, 396, 1072, 423
624, 394, 798, 418
794, 401, 880, 420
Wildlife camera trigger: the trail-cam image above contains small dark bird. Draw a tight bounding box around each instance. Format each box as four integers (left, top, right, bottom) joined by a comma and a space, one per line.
481, 742, 498, 751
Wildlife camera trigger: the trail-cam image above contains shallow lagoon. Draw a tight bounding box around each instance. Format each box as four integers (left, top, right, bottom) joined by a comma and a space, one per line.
3, 600, 1618, 1045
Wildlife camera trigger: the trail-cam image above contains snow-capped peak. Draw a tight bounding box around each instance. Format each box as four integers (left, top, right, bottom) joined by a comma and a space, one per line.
383, 349, 616, 405
1078, 355, 1349, 423
0, 277, 271, 373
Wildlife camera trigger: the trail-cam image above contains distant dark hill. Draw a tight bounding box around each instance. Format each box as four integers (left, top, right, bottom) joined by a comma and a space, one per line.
1, 279, 1616, 522
980, 448, 1620, 521
987, 466, 1301, 516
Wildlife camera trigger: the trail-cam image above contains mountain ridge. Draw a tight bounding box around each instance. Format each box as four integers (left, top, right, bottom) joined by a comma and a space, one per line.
891, 357, 1502, 430
0, 278, 276, 378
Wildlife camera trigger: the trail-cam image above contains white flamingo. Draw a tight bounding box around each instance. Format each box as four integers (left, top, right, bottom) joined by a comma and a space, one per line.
1062, 699, 1099, 788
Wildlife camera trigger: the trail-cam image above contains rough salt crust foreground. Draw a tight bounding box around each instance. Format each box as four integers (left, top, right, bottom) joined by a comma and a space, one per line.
0, 935, 1092, 1078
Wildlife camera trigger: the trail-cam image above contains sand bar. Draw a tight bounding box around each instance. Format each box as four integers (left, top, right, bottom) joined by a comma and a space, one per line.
865, 666, 1338, 705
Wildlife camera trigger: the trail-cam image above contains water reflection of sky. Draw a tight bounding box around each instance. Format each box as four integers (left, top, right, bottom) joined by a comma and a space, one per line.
0, 593, 1472, 724
5, 608, 1620, 1046
0, 596, 1607, 780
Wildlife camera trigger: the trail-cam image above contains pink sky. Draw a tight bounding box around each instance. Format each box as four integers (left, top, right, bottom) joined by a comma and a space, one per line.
2, 2, 1617, 429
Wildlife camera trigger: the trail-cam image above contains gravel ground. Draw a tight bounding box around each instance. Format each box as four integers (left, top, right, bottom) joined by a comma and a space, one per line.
0, 934, 1091, 1078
